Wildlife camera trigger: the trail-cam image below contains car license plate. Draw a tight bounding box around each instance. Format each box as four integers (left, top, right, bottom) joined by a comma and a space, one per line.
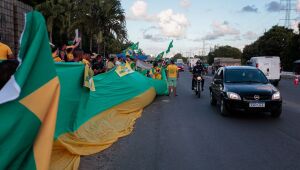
249, 102, 265, 108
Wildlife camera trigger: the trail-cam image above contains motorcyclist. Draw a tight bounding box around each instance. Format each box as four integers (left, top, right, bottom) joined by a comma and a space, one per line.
192, 60, 205, 91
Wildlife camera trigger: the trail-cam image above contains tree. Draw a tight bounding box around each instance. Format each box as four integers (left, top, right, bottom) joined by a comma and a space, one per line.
172, 53, 187, 63
242, 42, 259, 64
242, 26, 296, 70
35, 0, 71, 43
35, 0, 128, 55
207, 46, 242, 65
97, 0, 127, 55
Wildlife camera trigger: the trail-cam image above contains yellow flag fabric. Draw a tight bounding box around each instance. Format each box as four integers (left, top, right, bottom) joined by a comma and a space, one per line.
83, 64, 95, 91
115, 62, 134, 77
50, 88, 155, 170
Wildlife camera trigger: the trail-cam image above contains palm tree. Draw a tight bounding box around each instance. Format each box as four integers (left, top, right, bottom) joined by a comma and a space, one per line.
94, 31, 103, 53
96, 0, 127, 54
37, 0, 127, 53
36, 0, 64, 42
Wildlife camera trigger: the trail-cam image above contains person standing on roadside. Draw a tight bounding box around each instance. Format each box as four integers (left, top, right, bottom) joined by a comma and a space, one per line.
166, 59, 179, 96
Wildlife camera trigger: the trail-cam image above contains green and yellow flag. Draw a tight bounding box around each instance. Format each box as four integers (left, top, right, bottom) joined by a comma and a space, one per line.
0, 11, 60, 170
156, 51, 165, 61
166, 40, 173, 54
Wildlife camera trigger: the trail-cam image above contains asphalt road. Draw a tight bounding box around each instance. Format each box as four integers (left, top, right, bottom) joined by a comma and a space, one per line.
80, 71, 300, 170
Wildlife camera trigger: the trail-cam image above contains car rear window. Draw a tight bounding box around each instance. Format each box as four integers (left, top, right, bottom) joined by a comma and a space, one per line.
225, 69, 268, 84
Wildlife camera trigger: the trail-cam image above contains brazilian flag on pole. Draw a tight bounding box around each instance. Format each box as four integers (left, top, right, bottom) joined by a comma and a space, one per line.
129, 42, 139, 51
0, 11, 60, 170
166, 40, 173, 54
156, 51, 165, 61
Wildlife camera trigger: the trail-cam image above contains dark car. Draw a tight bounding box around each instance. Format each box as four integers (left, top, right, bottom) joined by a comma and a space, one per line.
209, 66, 282, 117
177, 63, 184, 71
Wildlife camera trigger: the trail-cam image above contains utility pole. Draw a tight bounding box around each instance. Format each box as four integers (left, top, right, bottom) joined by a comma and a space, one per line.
202, 40, 206, 56
280, 0, 297, 28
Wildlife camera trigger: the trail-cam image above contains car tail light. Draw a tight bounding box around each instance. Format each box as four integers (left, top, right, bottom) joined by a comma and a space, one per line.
256, 63, 259, 68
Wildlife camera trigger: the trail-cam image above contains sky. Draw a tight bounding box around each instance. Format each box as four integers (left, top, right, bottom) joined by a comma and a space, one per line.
121, 0, 300, 57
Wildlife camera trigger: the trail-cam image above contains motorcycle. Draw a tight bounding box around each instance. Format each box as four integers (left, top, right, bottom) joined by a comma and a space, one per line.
193, 74, 202, 98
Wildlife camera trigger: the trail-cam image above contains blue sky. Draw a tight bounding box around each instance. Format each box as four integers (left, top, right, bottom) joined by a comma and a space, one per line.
121, 0, 299, 57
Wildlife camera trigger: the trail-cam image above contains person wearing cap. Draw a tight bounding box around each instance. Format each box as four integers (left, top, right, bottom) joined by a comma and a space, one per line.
0, 41, 15, 60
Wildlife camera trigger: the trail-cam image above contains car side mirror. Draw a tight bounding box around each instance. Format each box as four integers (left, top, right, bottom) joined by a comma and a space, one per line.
214, 79, 222, 84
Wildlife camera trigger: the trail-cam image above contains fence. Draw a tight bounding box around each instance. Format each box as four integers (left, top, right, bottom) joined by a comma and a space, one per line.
0, 0, 32, 54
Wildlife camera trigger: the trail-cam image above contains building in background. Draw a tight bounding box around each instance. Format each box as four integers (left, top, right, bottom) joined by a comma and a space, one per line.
0, 0, 32, 54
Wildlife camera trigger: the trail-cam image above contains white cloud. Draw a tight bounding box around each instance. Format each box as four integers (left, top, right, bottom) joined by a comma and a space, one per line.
180, 0, 191, 9
127, 1, 190, 39
142, 26, 167, 42
131, 0, 147, 17
157, 9, 189, 38
292, 21, 299, 33
203, 21, 240, 40
243, 31, 258, 40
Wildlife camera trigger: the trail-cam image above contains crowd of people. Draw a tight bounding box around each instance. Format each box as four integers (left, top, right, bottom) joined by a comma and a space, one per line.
1, 38, 180, 97
51, 39, 140, 76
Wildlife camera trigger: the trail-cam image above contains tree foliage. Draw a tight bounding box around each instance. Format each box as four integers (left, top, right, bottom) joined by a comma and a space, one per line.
172, 53, 187, 63
242, 25, 300, 71
207, 46, 242, 65
35, 0, 128, 55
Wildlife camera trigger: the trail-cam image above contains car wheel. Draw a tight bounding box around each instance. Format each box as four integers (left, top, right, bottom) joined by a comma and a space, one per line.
210, 91, 216, 105
271, 108, 282, 118
220, 98, 230, 116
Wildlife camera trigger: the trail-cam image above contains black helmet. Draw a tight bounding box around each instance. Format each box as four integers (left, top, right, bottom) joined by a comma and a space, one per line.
196, 60, 202, 65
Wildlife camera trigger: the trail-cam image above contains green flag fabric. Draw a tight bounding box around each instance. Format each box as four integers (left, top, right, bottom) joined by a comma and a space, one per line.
128, 42, 139, 51
156, 51, 165, 60
0, 11, 168, 170
51, 62, 167, 169
166, 40, 174, 54
0, 11, 60, 170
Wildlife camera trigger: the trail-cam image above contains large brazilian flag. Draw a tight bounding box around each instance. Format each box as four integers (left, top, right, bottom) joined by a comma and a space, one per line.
50, 63, 167, 169
0, 11, 168, 170
0, 11, 60, 170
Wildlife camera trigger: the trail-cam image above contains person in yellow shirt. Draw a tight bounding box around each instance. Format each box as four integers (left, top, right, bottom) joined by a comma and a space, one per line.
166, 60, 179, 96
81, 53, 91, 66
66, 48, 74, 61
52, 48, 63, 62
65, 38, 81, 62
150, 62, 162, 80
106, 57, 115, 71
0, 42, 15, 60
